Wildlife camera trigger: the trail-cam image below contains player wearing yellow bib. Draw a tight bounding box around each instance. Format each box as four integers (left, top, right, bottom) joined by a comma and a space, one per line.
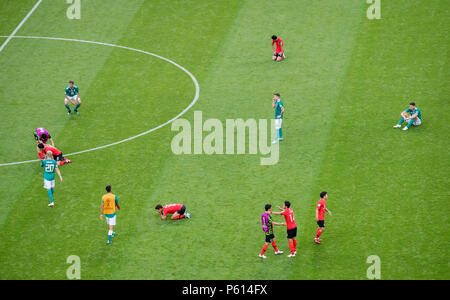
100, 185, 120, 245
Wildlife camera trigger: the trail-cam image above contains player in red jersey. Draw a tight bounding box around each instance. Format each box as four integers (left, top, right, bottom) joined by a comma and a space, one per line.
271, 201, 297, 257
37, 142, 71, 166
314, 191, 332, 244
271, 35, 285, 61
155, 203, 191, 220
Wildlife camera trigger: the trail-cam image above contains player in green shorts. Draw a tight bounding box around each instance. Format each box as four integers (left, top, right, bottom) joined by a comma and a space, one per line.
393, 102, 422, 131
65, 80, 81, 115
41, 151, 63, 207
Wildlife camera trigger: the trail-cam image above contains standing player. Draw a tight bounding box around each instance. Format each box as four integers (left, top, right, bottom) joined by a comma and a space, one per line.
155, 203, 191, 220
259, 204, 285, 259
41, 151, 63, 207
37, 143, 71, 165
393, 102, 422, 131
100, 185, 120, 245
272, 93, 285, 144
271, 201, 297, 257
271, 35, 285, 61
34, 127, 54, 146
314, 191, 332, 244
65, 80, 81, 115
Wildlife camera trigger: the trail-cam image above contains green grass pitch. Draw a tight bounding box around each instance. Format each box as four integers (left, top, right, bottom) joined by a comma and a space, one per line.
0, 0, 448, 279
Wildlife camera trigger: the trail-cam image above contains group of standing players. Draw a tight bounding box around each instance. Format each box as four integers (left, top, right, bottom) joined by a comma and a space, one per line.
260, 192, 332, 259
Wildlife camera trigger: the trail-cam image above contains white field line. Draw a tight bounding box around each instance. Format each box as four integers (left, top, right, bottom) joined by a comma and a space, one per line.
0, 35, 200, 167
0, 0, 42, 52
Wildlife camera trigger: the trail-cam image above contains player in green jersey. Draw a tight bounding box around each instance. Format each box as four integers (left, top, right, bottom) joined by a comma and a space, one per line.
272, 93, 285, 144
65, 80, 81, 115
393, 102, 422, 131
41, 151, 63, 207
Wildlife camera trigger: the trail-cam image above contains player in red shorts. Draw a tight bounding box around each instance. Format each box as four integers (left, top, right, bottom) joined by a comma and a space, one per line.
315, 191, 332, 244
271, 201, 297, 257
37, 142, 71, 166
155, 203, 191, 220
271, 35, 285, 62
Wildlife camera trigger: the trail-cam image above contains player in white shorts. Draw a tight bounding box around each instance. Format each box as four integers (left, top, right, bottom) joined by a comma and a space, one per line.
64, 80, 81, 115
100, 185, 120, 245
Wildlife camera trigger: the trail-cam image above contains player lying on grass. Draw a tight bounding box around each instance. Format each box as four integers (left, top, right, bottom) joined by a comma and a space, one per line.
393, 102, 422, 131
155, 203, 191, 220
34, 127, 54, 146
271, 35, 285, 61
37, 142, 71, 166
41, 151, 63, 207
259, 204, 285, 259
65, 80, 81, 116
314, 191, 332, 244
271, 201, 297, 257
100, 185, 120, 245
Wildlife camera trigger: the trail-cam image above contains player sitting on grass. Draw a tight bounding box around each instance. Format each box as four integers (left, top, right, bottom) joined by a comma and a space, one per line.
100, 185, 120, 245
271, 35, 285, 61
41, 151, 63, 207
37, 142, 71, 166
65, 80, 81, 115
259, 204, 285, 259
155, 203, 191, 220
393, 102, 422, 131
34, 127, 54, 146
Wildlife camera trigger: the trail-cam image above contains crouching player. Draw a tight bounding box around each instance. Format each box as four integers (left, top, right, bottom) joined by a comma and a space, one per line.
259, 204, 285, 259
41, 151, 63, 207
100, 185, 120, 245
155, 203, 191, 220
393, 102, 422, 131
65, 80, 81, 115
271, 35, 285, 61
34, 127, 54, 146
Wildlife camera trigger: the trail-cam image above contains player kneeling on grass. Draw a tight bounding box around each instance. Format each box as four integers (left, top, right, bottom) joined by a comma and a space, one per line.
41, 151, 63, 207
155, 203, 191, 220
259, 204, 285, 259
271, 35, 285, 61
100, 185, 120, 245
393, 102, 422, 131
37, 143, 71, 166
65, 80, 81, 116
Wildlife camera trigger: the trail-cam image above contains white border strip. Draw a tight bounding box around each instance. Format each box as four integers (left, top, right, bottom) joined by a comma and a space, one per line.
0, 0, 42, 52
0, 35, 200, 166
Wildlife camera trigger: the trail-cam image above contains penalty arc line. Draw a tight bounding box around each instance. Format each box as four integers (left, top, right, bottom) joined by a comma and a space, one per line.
0, 0, 42, 52
0, 35, 200, 167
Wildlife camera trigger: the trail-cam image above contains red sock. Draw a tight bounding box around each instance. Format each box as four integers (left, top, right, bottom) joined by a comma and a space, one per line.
316, 228, 322, 238
57, 161, 65, 166
261, 244, 269, 255
293, 239, 297, 250
271, 241, 278, 252
173, 215, 185, 220
288, 240, 295, 254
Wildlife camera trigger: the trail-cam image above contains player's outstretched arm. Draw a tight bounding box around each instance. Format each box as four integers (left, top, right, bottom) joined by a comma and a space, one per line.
56, 168, 63, 182
273, 222, 286, 226
100, 202, 104, 220
326, 208, 332, 216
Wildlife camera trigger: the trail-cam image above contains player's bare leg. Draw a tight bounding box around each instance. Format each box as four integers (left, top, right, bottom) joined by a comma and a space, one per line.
272, 53, 277, 61
171, 212, 185, 220
64, 99, 72, 116
74, 98, 81, 115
